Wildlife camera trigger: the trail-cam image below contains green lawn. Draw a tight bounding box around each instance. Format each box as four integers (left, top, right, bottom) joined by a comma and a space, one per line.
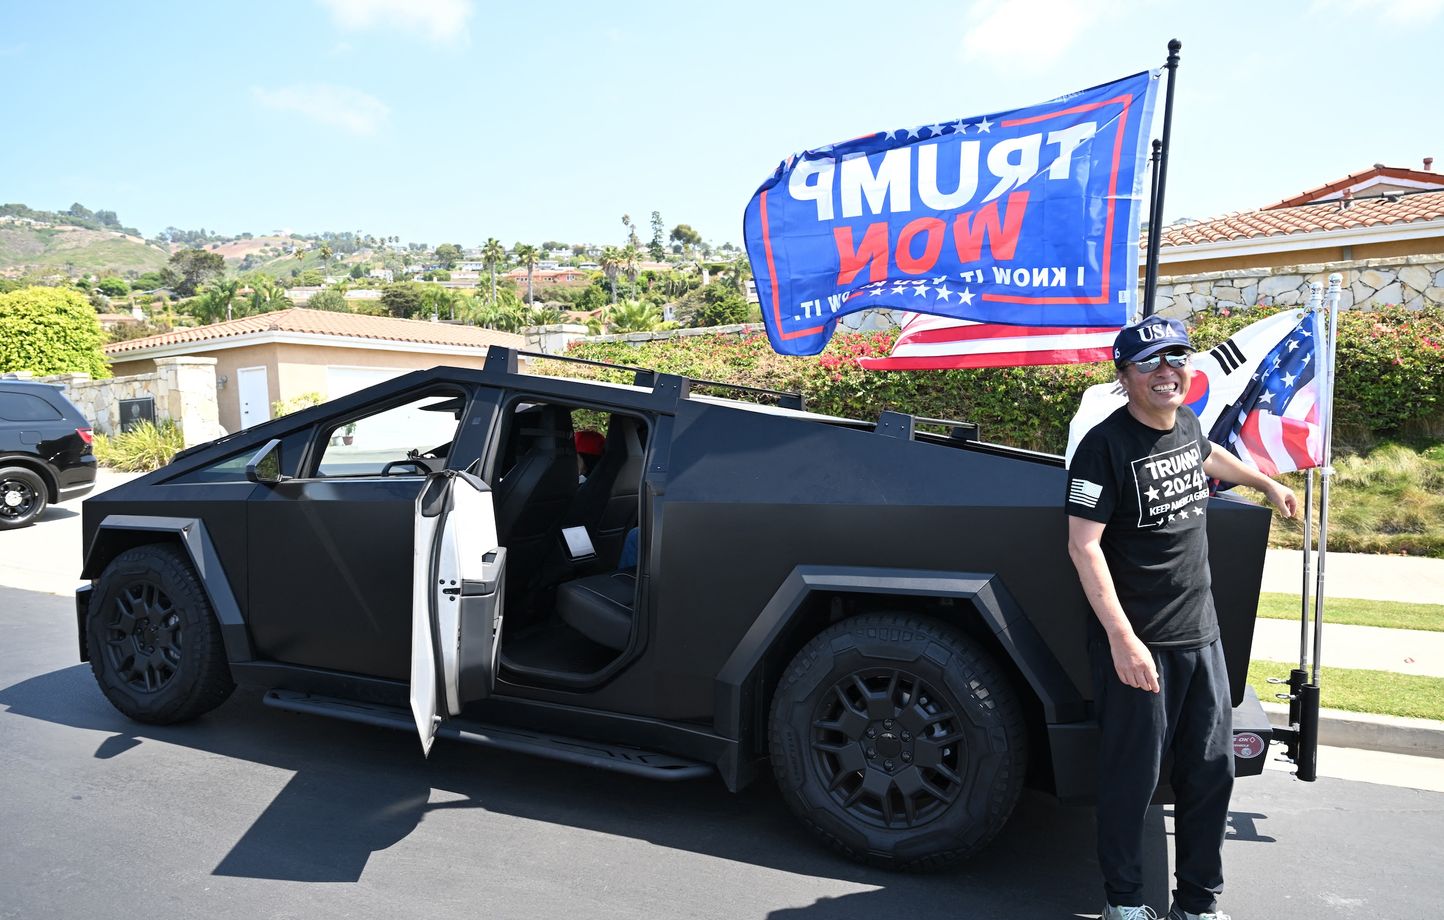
1237, 441, 1444, 558
1249, 659, 1444, 721
1256, 593, 1444, 632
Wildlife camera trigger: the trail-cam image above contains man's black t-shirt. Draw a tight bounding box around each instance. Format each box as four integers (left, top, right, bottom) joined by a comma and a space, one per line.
1067, 405, 1216, 649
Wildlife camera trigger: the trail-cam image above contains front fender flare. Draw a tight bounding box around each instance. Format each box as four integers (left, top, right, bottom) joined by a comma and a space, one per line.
80, 514, 253, 661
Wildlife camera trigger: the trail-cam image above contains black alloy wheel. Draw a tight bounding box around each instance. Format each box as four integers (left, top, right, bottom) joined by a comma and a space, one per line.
102, 580, 184, 694
769, 613, 1027, 870
87, 545, 235, 724
0, 466, 47, 530
811, 667, 965, 829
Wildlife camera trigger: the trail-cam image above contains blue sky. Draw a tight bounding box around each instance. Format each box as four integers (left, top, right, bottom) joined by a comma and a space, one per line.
2, 0, 1440, 249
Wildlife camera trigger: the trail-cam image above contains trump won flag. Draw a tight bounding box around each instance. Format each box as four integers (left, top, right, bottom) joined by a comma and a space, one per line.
744, 70, 1159, 357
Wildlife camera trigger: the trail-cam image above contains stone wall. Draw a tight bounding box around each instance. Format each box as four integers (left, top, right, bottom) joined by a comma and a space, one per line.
1152, 254, 1444, 318
32, 357, 225, 447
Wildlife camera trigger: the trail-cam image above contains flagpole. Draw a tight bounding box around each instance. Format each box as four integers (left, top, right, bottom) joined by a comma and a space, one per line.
1141, 39, 1182, 319
1287, 281, 1325, 734
1298, 273, 1342, 782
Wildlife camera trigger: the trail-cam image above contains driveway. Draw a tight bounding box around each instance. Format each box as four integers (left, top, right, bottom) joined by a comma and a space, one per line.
0, 469, 143, 596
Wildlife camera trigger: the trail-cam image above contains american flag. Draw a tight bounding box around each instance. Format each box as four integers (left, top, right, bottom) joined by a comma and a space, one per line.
1208, 311, 1325, 476
857, 306, 1117, 371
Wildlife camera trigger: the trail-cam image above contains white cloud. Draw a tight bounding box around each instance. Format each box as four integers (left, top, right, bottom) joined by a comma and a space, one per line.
316, 0, 473, 44
959, 0, 1126, 70
1311, 0, 1444, 20
251, 84, 391, 136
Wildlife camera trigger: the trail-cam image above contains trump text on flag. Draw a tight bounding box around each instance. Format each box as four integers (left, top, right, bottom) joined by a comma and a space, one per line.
744, 71, 1159, 356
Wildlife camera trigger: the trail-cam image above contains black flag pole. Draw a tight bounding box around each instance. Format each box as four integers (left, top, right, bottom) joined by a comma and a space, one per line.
1142, 139, 1162, 318
1141, 38, 1182, 319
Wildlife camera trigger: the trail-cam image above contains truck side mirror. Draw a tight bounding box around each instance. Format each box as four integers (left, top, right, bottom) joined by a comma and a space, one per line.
245, 439, 286, 484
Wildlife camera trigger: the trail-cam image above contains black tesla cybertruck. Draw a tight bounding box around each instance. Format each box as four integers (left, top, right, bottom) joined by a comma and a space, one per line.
75, 347, 1281, 869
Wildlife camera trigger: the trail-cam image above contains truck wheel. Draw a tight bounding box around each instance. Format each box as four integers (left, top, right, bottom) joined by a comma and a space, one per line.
86, 544, 235, 724
769, 613, 1027, 870
0, 466, 47, 530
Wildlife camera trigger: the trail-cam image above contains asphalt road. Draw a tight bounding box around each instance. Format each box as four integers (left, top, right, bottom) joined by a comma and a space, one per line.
2, 582, 1442, 920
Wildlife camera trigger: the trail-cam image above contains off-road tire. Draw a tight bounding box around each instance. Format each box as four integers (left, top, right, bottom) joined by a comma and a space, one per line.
86, 544, 235, 724
769, 613, 1028, 871
0, 466, 48, 530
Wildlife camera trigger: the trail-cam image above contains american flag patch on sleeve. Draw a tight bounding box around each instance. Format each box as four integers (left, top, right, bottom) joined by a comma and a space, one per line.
1068, 478, 1103, 509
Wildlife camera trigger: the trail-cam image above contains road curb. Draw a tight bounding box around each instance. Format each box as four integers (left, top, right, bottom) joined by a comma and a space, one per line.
1262, 701, 1444, 759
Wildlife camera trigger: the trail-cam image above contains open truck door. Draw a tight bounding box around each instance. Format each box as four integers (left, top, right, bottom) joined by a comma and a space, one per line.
410, 470, 507, 755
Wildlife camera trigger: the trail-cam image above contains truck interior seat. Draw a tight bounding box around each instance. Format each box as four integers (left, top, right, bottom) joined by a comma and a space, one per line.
556, 571, 635, 651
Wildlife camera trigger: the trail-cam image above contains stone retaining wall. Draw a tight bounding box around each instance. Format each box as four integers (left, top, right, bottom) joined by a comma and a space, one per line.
31, 357, 225, 447
1152, 254, 1444, 317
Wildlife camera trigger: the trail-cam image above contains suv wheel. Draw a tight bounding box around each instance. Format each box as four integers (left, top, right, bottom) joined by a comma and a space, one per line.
0, 466, 47, 530
769, 613, 1027, 870
86, 545, 236, 724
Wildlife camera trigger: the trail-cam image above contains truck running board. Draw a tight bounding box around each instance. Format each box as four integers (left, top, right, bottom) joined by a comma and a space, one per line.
263, 690, 714, 782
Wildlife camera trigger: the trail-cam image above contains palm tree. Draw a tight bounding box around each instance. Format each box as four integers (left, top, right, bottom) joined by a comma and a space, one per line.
209, 278, 241, 322
513, 243, 541, 304
621, 243, 641, 283
248, 276, 292, 313
599, 246, 623, 303
319, 243, 334, 272
603, 299, 662, 333
481, 237, 506, 302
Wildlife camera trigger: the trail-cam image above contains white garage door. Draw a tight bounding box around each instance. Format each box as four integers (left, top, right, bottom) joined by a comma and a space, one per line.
325, 366, 408, 401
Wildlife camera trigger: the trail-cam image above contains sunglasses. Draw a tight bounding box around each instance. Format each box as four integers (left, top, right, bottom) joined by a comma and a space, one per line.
1130, 353, 1190, 373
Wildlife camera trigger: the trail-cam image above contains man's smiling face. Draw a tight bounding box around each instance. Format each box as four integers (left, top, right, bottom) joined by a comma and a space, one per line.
1118, 349, 1193, 417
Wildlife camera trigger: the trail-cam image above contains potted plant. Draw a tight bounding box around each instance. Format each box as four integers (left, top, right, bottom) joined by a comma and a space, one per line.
341, 422, 357, 446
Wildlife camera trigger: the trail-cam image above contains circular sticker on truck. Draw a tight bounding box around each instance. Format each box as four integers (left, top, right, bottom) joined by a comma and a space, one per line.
1233, 732, 1266, 759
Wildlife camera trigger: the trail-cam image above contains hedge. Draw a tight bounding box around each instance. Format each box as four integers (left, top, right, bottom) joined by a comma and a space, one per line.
551, 305, 1444, 454
0, 286, 111, 378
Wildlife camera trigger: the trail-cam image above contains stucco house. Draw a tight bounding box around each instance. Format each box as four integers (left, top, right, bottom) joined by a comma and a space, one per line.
106, 308, 524, 434
1150, 160, 1444, 314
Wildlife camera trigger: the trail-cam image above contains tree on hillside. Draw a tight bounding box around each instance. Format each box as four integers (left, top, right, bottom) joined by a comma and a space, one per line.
481, 238, 506, 302
513, 244, 540, 303
649, 211, 666, 261
307, 287, 349, 312
381, 282, 426, 319
168, 248, 226, 296
621, 214, 640, 249
0, 286, 109, 378
248, 277, 293, 313
318, 243, 334, 270
434, 243, 463, 269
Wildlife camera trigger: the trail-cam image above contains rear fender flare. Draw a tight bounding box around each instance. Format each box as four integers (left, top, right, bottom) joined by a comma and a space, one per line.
712, 566, 1085, 788
80, 515, 253, 661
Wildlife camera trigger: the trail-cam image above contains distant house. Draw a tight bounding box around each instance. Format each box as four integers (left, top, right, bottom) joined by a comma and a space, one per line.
106, 308, 524, 433
367, 268, 393, 283
456, 260, 487, 271
1149, 159, 1444, 313
577, 261, 600, 271
504, 267, 589, 289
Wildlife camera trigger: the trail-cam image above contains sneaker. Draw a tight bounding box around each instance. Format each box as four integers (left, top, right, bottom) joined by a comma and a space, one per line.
1102, 907, 1158, 920
1166, 905, 1230, 920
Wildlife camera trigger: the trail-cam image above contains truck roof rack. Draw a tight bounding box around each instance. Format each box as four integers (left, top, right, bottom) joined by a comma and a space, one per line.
509, 348, 805, 410
875, 410, 980, 443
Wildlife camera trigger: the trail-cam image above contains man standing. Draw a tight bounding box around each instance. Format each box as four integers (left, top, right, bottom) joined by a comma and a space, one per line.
1066, 316, 1297, 920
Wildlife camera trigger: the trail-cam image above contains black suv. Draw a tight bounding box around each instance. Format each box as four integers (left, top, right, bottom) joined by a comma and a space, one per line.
1, 379, 96, 529
75, 348, 1279, 869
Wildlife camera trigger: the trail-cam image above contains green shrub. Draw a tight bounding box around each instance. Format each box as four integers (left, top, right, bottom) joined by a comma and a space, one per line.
0, 286, 110, 378
556, 305, 1444, 453
93, 420, 185, 471
273, 392, 324, 417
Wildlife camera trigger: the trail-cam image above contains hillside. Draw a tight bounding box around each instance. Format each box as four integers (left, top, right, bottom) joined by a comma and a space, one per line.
0, 219, 170, 277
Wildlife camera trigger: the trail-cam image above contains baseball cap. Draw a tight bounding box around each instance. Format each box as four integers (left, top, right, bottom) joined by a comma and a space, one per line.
574, 430, 605, 457
1113, 315, 1195, 365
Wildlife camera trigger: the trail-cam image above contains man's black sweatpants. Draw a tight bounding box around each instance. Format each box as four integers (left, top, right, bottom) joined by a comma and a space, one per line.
1091, 637, 1235, 914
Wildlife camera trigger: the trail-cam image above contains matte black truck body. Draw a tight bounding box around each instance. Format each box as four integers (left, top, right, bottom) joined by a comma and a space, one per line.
76, 347, 1276, 866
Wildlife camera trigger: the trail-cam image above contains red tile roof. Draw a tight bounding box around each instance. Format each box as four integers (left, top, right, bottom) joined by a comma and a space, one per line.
106, 308, 524, 355
1267, 165, 1444, 209
1157, 189, 1444, 249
